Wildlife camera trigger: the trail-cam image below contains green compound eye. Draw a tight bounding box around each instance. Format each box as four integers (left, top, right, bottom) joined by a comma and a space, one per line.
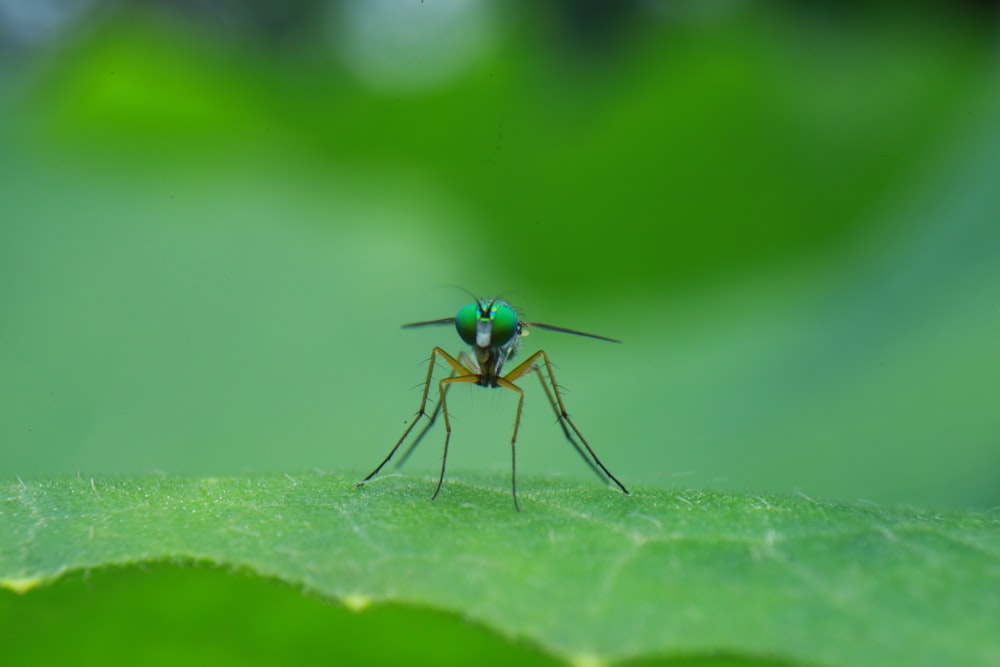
489, 303, 518, 346
455, 301, 519, 348
455, 303, 479, 345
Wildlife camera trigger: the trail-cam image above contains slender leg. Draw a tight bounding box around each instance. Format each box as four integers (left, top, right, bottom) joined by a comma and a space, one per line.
495, 377, 525, 511
503, 350, 629, 495
396, 384, 446, 469
358, 347, 471, 486
431, 374, 479, 501
396, 351, 478, 469
531, 366, 608, 484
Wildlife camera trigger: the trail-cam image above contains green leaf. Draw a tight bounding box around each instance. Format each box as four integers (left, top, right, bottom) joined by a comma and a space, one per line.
1, 473, 997, 666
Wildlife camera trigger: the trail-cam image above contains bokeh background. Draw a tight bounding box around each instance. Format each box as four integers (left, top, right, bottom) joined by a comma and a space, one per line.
2, 0, 998, 510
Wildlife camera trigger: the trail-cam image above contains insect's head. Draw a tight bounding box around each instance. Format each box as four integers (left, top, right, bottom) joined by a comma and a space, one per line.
455, 300, 519, 349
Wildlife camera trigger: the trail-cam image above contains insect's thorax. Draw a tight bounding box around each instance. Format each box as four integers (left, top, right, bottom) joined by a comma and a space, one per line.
473, 337, 520, 387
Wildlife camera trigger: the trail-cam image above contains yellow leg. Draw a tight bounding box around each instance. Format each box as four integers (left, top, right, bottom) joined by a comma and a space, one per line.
495, 377, 526, 511
531, 367, 607, 483
358, 347, 473, 485
396, 350, 478, 469
432, 374, 480, 501
503, 350, 629, 496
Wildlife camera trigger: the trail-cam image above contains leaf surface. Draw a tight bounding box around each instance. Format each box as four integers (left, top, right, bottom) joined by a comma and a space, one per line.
1, 473, 998, 667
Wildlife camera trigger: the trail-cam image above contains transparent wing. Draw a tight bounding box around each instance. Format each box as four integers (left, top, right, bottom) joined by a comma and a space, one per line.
524, 321, 621, 344
401, 317, 455, 329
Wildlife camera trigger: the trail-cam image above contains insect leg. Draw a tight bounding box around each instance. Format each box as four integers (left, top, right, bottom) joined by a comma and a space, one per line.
495, 377, 526, 512
357, 347, 470, 486
396, 351, 478, 469
531, 365, 608, 484
504, 350, 629, 495
431, 374, 479, 501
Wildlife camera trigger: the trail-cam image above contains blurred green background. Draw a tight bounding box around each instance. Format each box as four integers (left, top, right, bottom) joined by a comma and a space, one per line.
2, 0, 998, 510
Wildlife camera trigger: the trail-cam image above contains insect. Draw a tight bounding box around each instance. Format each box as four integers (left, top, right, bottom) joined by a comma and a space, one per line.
357, 297, 629, 511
